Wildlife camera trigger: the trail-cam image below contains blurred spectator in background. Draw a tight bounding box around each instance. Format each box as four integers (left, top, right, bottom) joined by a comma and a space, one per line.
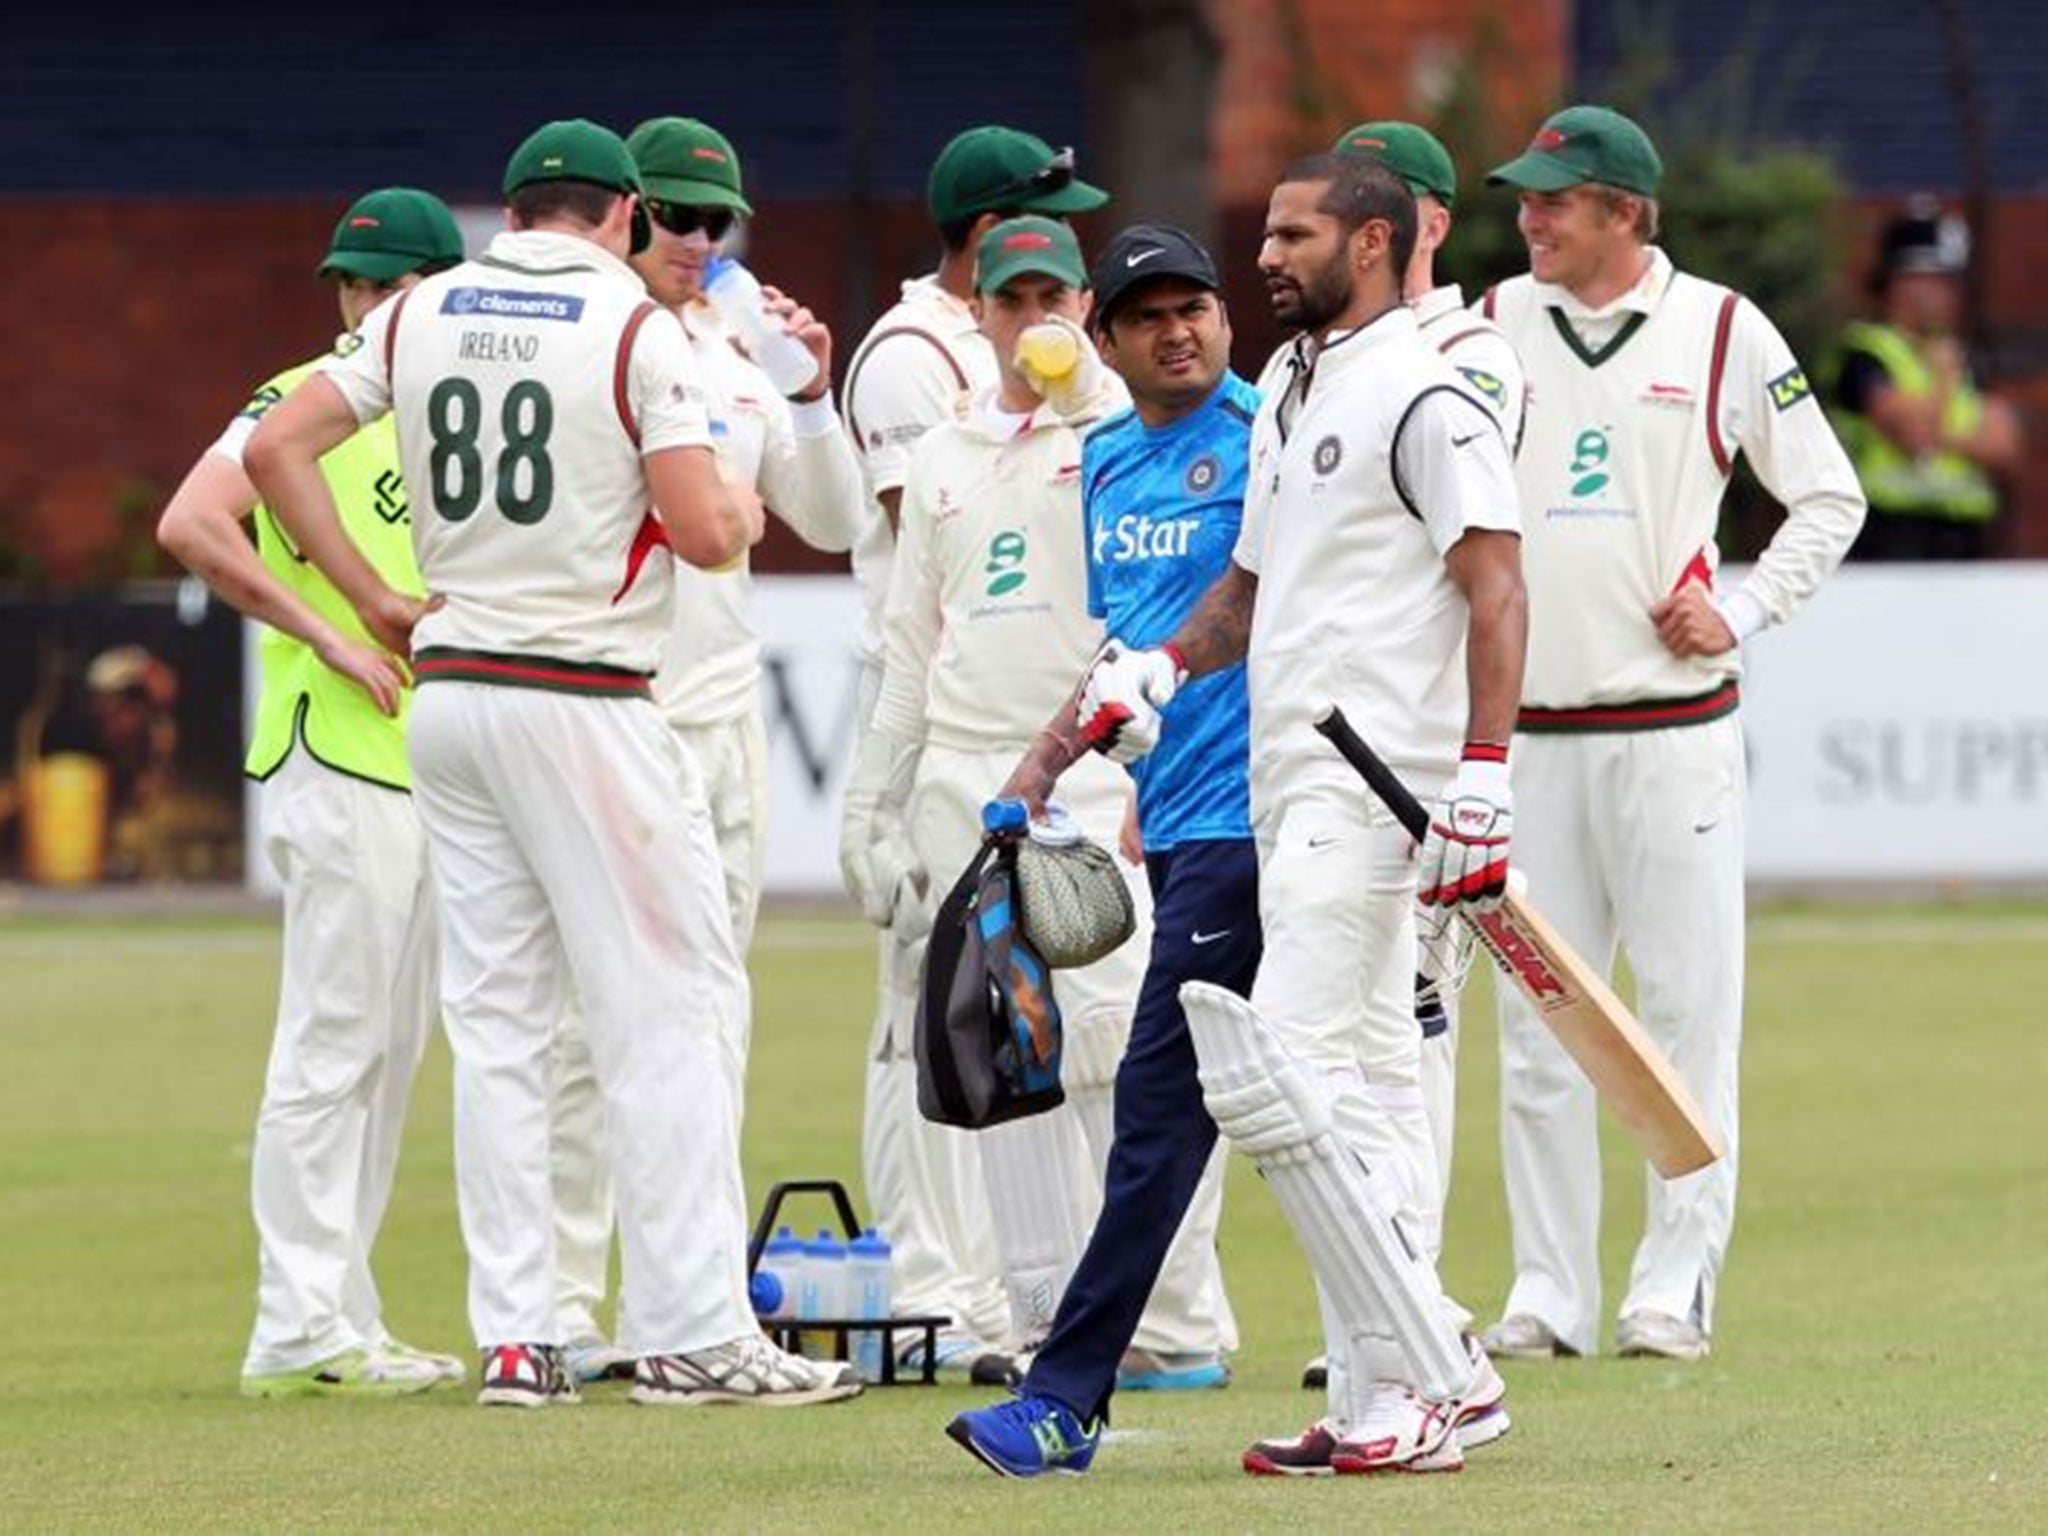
1829, 199, 2025, 560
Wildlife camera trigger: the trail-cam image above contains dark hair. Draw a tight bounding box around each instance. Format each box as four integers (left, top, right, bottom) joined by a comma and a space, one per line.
508, 180, 620, 231
415, 257, 462, 278
1278, 151, 1417, 277
938, 205, 1034, 253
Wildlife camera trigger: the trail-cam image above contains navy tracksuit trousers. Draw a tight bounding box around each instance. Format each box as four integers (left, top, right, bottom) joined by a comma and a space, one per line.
1022, 837, 1261, 1423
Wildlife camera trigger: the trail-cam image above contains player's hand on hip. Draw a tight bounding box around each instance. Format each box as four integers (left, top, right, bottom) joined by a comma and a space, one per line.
1649, 584, 1736, 658
1419, 746, 1513, 911
358, 588, 438, 662
1077, 639, 1186, 765
314, 631, 407, 717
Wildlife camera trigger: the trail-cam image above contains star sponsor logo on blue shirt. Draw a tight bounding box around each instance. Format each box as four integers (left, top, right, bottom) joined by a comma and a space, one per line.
1082, 372, 1259, 851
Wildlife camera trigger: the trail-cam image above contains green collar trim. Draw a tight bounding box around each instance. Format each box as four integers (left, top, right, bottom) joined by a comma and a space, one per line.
478, 253, 598, 277
1548, 306, 1648, 368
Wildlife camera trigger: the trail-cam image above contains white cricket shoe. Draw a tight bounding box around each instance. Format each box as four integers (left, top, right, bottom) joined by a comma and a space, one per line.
477, 1343, 581, 1407
631, 1335, 863, 1407
1479, 1312, 1579, 1360
1329, 1384, 1464, 1475
1616, 1310, 1709, 1361
1242, 1419, 1340, 1478
1451, 1341, 1512, 1451
375, 1336, 465, 1385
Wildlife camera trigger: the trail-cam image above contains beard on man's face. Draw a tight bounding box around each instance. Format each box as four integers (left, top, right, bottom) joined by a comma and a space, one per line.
1268, 245, 1352, 333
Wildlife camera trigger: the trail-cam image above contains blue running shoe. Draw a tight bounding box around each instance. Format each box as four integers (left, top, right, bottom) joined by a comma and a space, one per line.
946, 1395, 1102, 1477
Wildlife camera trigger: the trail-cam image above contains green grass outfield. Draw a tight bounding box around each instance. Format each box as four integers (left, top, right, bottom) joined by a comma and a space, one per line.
2, 905, 2043, 1532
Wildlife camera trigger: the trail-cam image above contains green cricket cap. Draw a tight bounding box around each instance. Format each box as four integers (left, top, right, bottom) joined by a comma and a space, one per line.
1333, 121, 1457, 207
975, 216, 1088, 294
502, 118, 644, 199
626, 117, 753, 216
1487, 104, 1662, 196
317, 187, 465, 281
929, 125, 1109, 225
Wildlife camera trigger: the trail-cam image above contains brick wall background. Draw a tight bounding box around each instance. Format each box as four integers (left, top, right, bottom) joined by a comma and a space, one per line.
3, 0, 2044, 580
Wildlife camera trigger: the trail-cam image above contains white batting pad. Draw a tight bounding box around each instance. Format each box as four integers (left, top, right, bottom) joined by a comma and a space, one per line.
977, 1108, 1099, 1342
1181, 980, 1472, 1399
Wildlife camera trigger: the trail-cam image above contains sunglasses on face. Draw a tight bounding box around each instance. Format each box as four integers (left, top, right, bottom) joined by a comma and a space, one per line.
646, 200, 736, 242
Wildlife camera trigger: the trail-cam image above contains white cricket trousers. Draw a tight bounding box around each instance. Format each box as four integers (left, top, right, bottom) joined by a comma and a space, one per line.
862, 919, 1011, 1343
408, 682, 757, 1356
242, 749, 436, 1377
1252, 785, 1449, 1408
1497, 717, 1745, 1354
850, 659, 1008, 1346
551, 707, 769, 1348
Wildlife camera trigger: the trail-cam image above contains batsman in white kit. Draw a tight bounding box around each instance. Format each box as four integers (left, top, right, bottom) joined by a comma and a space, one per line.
1475, 107, 1866, 1364
243, 117, 860, 1409
545, 115, 865, 1383
872, 215, 1234, 1360
1082, 154, 1526, 1475
1328, 117, 1528, 1273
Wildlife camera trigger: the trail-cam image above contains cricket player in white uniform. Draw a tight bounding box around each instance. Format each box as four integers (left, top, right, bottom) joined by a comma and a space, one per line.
1331, 119, 1527, 1264
1081, 154, 1523, 1475
841, 127, 1109, 1375
1475, 107, 1865, 1364
874, 216, 1230, 1361
546, 116, 864, 1381
244, 118, 860, 1411
158, 189, 467, 1399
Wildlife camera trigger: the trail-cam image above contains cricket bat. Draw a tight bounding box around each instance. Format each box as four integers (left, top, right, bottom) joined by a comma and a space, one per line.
1313, 707, 1722, 1179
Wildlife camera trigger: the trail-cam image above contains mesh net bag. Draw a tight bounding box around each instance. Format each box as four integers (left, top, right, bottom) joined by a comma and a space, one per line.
1012, 833, 1137, 969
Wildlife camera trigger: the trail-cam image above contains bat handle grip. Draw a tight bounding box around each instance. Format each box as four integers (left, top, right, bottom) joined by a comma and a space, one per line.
1311, 706, 1430, 842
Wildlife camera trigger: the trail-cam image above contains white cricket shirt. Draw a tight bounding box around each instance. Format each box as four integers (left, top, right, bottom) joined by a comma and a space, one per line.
324, 230, 713, 682
1415, 283, 1527, 452
841, 275, 1000, 663
1485, 247, 1864, 712
1236, 304, 1521, 820
874, 377, 1129, 751
654, 302, 862, 728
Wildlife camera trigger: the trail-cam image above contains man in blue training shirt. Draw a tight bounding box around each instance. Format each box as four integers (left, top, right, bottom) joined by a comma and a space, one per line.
946, 225, 1262, 1477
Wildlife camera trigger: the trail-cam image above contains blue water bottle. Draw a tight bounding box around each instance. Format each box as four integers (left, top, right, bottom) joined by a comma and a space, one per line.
755, 1225, 803, 1322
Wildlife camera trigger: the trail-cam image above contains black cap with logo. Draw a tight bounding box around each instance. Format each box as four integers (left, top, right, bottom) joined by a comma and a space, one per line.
1089, 223, 1220, 329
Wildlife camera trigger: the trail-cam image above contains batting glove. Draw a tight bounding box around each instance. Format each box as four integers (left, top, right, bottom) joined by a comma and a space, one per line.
1076, 640, 1187, 765
1418, 744, 1513, 911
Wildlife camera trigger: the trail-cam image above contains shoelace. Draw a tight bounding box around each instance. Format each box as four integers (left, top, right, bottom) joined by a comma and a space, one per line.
990, 1396, 1088, 1445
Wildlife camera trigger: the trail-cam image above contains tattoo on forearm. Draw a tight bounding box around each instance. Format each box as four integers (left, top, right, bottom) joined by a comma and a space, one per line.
1172, 567, 1257, 677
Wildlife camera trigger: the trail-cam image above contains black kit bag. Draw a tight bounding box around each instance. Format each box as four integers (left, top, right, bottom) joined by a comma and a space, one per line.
915, 834, 1066, 1130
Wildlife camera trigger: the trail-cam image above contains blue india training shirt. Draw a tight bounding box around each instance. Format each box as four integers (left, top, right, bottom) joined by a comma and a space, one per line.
1083, 371, 1258, 852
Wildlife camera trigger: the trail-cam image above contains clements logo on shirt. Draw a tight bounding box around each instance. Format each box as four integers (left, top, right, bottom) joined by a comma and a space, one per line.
439, 288, 586, 322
